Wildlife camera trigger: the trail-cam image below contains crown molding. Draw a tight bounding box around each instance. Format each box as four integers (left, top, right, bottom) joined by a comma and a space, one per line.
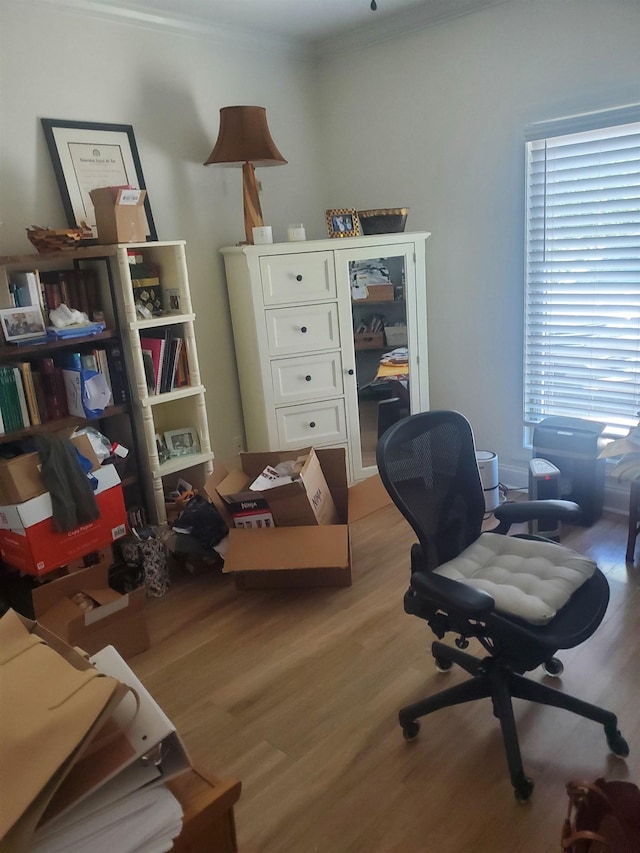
313, 0, 514, 57
22, 0, 313, 62
19, 0, 514, 62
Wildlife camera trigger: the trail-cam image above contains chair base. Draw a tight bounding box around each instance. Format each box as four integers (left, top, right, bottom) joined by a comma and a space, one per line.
399, 641, 627, 802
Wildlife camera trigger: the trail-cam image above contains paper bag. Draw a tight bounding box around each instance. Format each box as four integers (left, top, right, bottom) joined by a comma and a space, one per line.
0, 610, 129, 851
40, 644, 192, 827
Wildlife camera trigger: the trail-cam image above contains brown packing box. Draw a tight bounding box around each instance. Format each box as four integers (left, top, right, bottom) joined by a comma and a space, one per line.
32, 558, 150, 660
0, 431, 101, 505
89, 186, 148, 244
205, 447, 392, 590
215, 447, 339, 528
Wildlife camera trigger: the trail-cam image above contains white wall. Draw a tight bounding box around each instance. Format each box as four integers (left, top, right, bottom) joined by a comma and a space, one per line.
315, 0, 640, 491
1, 0, 639, 499
0, 0, 323, 463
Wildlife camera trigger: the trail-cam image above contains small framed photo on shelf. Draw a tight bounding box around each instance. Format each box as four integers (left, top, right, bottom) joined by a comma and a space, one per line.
326, 209, 360, 238
0, 307, 46, 343
165, 288, 181, 313
164, 427, 200, 457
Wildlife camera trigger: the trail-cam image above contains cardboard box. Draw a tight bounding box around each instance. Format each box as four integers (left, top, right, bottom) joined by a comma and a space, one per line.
360, 283, 394, 302
90, 186, 148, 244
206, 447, 391, 589
384, 325, 408, 346
354, 331, 384, 350
223, 492, 274, 528
32, 558, 149, 660
0, 465, 128, 576
0, 432, 101, 505
215, 448, 339, 529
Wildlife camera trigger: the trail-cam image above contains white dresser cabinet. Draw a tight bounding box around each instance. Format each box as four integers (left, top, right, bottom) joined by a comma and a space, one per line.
221, 232, 430, 481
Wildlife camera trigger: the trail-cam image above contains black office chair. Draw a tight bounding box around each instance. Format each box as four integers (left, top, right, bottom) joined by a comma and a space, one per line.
376, 410, 629, 802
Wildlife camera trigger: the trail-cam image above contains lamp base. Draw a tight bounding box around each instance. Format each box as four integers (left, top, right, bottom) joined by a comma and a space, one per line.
242, 162, 263, 244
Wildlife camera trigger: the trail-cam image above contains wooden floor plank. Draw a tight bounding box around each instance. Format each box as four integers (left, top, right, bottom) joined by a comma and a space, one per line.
131, 505, 640, 853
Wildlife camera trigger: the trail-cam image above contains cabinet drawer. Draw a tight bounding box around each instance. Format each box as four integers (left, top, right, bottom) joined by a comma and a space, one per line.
275, 399, 347, 449
265, 303, 340, 356
271, 352, 344, 405
260, 252, 336, 305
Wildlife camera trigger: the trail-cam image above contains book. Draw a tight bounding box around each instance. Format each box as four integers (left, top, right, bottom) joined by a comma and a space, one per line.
140, 337, 165, 395
36, 358, 69, 422
12, 366, 30, 428
0, 366, 23, 431
105, 345, 128, 405
9, 271, 42, 309
168, 338, 182, 391
95, 349, 113, 398
39, 272, 63, 314
161, 337, 179, 394
31, 371, 48, 424
17, 362, 40, 426
176, 345, 189, 387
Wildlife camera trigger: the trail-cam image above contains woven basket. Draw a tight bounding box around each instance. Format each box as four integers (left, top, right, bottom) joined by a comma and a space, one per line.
26, 224, 92, 253
357, 208, 409, 235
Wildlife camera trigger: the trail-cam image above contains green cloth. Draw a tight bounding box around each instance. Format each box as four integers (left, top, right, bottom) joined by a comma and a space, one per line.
33, 433, 100, 532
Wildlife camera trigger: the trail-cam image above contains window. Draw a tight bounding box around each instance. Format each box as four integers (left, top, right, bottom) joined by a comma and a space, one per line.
524, 106, 640, 437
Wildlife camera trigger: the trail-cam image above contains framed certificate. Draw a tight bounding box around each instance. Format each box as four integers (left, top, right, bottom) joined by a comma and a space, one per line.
41, 118, 157, 241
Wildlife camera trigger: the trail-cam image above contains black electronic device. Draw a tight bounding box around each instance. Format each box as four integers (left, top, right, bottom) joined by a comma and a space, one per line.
532, 416, 606, 526
528, 458, 561, 538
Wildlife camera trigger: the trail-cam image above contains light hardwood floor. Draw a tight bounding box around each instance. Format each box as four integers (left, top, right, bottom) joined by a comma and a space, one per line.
131, 504, 640, 853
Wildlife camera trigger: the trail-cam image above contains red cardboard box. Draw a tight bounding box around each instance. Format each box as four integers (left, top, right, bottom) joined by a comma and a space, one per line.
0, 465, 127, 576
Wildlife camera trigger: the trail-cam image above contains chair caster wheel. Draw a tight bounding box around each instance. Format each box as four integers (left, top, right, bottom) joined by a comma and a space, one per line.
434, 656, 453, 672
606, 728, 630, 758
542, 657, 564, 677
513, 775, 534, 803
402, 720, 420, 741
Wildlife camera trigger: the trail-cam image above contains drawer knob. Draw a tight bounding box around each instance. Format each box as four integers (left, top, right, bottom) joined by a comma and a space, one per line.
296, 274, 303, 281
309, 421, 316, 428
305, 375, 312, 382
347, 369, 354, 375
300, 326, 307, 333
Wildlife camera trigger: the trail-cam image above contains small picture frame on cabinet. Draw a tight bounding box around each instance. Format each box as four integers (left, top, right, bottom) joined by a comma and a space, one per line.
164, 427, 200, 457
326, 209, 360, 238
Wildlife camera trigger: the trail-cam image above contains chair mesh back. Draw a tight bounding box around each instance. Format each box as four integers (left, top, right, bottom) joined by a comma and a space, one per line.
376, 411, 486, 571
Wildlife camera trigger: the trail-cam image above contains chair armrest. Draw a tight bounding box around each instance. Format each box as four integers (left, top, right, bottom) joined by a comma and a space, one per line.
492, 499, 581, 533
410, 571, 495, 617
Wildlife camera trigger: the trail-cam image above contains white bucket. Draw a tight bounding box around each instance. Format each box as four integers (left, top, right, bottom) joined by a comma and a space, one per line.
476, 450, 499, 512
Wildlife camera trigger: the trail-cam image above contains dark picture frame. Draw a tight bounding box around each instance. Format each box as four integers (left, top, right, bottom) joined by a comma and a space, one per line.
325, 208, 360, 238
41, 118, 157, 241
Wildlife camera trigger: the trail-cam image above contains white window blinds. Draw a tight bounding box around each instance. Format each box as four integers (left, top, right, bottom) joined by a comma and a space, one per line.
524, 109, 640, 436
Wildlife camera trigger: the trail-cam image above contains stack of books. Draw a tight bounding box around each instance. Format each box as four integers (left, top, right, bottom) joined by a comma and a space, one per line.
0, 347, 127, 434
140, 330, 189, 395
8, 268, 103, 323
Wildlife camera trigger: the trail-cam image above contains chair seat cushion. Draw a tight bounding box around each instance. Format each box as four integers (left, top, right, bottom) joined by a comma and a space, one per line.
434, 533, 597, 625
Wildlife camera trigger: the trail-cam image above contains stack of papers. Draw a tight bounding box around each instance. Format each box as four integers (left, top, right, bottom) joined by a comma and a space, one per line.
32, 785, 182, 853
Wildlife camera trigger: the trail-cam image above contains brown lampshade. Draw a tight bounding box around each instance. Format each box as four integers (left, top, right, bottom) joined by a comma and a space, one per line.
203, 105, 287, 166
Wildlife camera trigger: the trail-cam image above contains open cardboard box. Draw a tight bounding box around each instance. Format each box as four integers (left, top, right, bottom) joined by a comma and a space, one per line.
0, 430, 101, 505
32, 557, 149, 660
215, 447, 339, 529
205, 447, 392, 589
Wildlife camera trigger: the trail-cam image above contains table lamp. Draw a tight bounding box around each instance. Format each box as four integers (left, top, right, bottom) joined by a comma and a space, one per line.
204, 105, 287, 244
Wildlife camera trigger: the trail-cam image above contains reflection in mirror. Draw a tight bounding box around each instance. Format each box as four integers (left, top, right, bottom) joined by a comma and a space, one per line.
350, 255, 409, 472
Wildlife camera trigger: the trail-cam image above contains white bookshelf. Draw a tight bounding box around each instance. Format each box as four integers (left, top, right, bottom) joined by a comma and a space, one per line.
112, 240, 213, 523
